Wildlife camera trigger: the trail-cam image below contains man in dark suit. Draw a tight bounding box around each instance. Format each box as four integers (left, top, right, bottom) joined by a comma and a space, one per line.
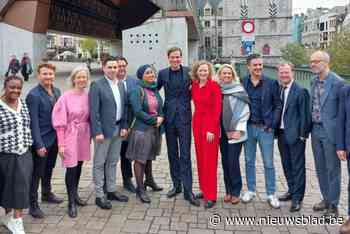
26, 63, 63, 218
276, 63, 311, 212
157, 47, 199, 206
310, 50, 345, 219
89, 56, 129, 210
241, 54, 282, 209
337, 85, 350, 233
115, 56, 138, 193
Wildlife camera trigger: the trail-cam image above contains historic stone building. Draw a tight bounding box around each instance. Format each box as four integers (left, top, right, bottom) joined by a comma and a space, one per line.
221, 0, 292, 64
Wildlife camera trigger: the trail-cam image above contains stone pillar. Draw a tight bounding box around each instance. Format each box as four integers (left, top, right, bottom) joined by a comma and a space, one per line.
0, 0, 50, 76
0, 22, 46, 77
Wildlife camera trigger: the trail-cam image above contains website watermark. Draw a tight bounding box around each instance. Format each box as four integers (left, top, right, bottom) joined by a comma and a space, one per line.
208, 213, 345, 226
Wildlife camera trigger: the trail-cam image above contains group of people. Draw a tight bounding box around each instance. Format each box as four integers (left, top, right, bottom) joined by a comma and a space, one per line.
2, 46, 350, 234
5, 53, 33, 81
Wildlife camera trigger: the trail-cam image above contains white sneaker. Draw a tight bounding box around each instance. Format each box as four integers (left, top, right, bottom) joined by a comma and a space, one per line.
1, 212, 12, 227
241, 191, 256, 203
267, 194, 280, 209
6, 217, 25, 234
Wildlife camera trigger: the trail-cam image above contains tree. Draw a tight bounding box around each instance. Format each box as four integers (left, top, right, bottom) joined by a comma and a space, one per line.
80, 38, 97, 58
327, 31, 350, 75
280, 43, 308, 67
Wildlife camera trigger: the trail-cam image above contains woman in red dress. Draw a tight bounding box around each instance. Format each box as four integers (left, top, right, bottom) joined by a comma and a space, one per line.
191, 60, 222, 208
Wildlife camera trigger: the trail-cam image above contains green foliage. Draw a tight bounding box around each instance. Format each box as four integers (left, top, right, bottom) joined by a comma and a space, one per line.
280, 43, 308, 67
327, 31, 350, 75
80, 38, 97, 57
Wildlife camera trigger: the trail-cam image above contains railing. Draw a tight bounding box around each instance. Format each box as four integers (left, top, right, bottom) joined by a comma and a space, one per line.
235, 63, 350, 89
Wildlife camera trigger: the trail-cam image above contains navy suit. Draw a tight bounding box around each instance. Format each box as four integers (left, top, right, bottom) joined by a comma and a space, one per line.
26, 84, 61, 203
120, 75, 139, 182
336, 85, 350, 215
157, 65, 193, 194
277, 81, 311, 203
310, 71, 344, 207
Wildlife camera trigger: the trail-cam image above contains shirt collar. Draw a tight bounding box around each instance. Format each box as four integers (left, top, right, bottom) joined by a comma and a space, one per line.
105, 76, 118, 85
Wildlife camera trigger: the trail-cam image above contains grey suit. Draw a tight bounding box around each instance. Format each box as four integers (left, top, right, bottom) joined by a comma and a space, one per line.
89, 77, 128, 198
310, 71, 345, 207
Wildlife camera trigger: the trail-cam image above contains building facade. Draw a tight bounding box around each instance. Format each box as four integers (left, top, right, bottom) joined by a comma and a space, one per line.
221, 0, 292, 65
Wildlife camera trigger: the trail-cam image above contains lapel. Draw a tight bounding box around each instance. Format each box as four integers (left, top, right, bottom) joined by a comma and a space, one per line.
165, 68, 170, 84
118, 81, 125, 107
38, 85, 54, 108
285, 82, 296, 112
102, 77, 117, 109
320, 74, 333, 108
260, 76, 266, 104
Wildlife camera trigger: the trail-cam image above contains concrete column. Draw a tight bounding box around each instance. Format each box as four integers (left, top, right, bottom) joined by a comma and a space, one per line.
0, 22, 46, 77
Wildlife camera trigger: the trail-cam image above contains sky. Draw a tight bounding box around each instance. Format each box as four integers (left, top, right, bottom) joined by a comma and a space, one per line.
293, 0, 349, 13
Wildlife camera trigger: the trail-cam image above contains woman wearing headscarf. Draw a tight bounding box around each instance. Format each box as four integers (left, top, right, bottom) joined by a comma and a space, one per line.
218, 64, 250, 205
126, 64, 164, 203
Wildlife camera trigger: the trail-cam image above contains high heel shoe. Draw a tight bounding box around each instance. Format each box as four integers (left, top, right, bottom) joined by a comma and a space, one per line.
144, 180, 163, 191
136, 188, 151, 203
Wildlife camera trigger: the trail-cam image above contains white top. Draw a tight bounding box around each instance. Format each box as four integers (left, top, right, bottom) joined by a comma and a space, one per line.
105, 76, 122, 122
280, 80, 293, 129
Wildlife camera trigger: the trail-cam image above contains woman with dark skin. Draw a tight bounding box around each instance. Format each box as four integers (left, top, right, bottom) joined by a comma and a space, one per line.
0, 76, 33, 234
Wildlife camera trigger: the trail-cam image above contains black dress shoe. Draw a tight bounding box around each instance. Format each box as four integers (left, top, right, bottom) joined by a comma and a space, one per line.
184, 193, 200, 207
204, 200, 216, 209
95, 197, 112, 210
313, 200, 328, 212
68, 202, 77, 218
42, 192, 64, 204
29, 203, 45, 219
278, 192, 292, 202
75, 195, 88, 206
167, 185, 182, 198
123, 179, 136, 193
290, 201, 302, 212
136, 188, 151, 203
324, 205, 339, 222
195, 192, 203, 199
144, 180, 163, 192
107, 191, 129, 202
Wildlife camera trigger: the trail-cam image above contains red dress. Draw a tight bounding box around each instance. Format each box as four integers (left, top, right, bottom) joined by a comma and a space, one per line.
192, 79, 222, 201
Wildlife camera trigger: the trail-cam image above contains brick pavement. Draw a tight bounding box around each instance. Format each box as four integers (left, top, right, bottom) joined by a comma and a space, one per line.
0, 64, 348, 234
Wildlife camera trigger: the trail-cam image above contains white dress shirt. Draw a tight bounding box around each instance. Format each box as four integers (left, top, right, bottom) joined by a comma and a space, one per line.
280, 80, 293, 129
105, 76, 122, 122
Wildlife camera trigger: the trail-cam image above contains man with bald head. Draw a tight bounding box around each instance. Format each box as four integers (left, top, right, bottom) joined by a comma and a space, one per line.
309, 50, 344, 220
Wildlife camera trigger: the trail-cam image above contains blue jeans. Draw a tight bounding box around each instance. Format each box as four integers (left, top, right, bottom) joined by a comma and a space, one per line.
311, 124, 341, 207
244, 124, 276, 196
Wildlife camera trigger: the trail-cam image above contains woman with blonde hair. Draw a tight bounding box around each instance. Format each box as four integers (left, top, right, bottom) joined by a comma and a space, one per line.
218, 64, 250, 205
191, 60, 222, 209
52, 66, 91, 218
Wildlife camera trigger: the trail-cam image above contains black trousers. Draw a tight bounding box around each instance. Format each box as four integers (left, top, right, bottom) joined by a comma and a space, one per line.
120, 140, 133, 181
277, 130, 306, 203
220, 129, 243, 197
165, 117, 193, 195
29, 141, 58, 204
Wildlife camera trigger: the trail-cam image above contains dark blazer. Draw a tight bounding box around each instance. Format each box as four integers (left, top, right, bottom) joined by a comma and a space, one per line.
89, 77, 128, 138
310, 71, 345, 144
26, 84, 61, 149
336, 85, 350, 152
157, 65, 192, 125
242, 75, 282, 129
129, 85, 164, 132
280, 82, 312, 145
124, 75, 140, 128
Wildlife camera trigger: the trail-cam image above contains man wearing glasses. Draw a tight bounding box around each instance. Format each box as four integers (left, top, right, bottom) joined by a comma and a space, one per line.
309, 51, 345, 220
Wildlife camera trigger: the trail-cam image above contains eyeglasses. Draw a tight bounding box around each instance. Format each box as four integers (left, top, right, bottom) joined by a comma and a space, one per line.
309, 60, 324, 64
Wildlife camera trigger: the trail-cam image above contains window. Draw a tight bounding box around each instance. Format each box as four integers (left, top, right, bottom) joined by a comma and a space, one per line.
218, 36, 223, 47
205, 21, 210, 28
205, 37, 211, 48
218, 20, 223, 27
204, 8, 211, 16
217, 7, 223, 16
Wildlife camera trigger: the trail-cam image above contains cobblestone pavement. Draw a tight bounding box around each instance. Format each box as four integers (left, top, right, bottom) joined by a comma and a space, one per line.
0, 63, 348, 234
